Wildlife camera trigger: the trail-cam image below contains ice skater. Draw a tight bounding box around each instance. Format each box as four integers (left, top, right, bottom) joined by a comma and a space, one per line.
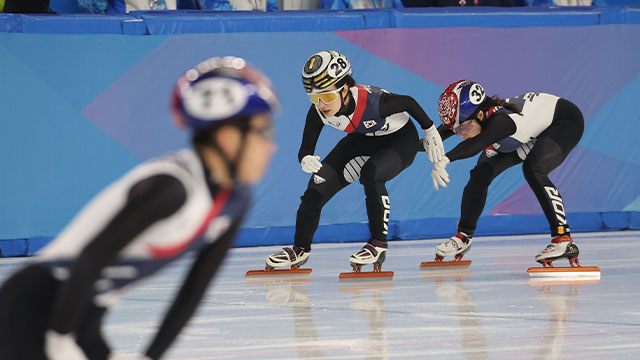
429, 80, 584, 267
0, 56, 279, 360
264, 50, 445, 274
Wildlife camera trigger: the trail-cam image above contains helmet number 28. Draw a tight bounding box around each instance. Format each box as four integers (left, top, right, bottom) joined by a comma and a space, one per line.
328, 58, 349, 78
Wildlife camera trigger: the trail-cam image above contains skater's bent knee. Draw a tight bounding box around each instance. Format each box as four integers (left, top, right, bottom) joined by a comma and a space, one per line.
300, 188, 323, 209
359, 163, 382, 186
522, 162, 551, 180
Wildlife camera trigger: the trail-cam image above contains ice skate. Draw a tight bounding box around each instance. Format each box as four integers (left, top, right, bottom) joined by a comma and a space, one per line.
421, 233, 472, 269
340, 240, 394, 279
535, 236, 580, 267
528, 236, 600, 278
246, 246, 312, 276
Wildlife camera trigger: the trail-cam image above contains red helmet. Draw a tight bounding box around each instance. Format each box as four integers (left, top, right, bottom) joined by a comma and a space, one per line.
438, 80, 486, 130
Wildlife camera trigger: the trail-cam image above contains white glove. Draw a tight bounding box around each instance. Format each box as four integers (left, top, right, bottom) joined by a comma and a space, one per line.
422, 125, 445, 163
300, 155, 322, 174
45, 330, 88, 360
431, 157, 450, 191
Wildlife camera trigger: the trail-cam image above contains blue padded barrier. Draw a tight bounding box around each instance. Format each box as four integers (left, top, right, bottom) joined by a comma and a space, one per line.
3, 212, 637, 254
2, 6, 640, 35
0, 13, 133, 34
233, 211, 639, 248
131, 10, 382, 34
392, 7, 603, 28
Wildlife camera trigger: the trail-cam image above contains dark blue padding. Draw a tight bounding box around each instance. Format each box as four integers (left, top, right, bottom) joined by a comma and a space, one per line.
2, 212, 639, 256
3, 6, 640, 35
2, 13, 133, 34
231, 211, 640, 248
130, 9, 383, 34
393, 6, 602, 28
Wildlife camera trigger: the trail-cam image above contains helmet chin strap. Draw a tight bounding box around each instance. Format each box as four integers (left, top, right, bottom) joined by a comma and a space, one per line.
337, 87, 351, 114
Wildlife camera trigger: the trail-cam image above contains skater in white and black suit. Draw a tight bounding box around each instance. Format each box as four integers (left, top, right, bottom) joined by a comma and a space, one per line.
429, 80, 584, 266
266, 50, 445, 271
0, 57, 278, 360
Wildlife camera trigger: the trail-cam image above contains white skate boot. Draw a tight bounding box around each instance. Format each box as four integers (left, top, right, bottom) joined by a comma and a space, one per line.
435, 232, 472, 261
349, 240, 388, 272
535, 236, 580, 267
266, 246, 310, 270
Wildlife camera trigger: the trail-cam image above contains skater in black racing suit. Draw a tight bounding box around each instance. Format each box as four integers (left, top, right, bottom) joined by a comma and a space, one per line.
429, 80, 584, 266
266, 50, 445, 271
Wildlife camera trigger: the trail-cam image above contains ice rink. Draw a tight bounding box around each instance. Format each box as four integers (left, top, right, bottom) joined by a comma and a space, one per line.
1, 231, 638, 359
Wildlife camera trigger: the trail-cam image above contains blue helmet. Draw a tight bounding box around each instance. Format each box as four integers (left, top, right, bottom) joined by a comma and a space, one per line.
438, 80, 486, 130
172, 57, 279, 131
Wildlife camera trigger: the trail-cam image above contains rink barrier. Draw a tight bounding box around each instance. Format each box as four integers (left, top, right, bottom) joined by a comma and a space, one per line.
237, 211, 640, 248
1, 6, 640, 35
2, 211, 635, 256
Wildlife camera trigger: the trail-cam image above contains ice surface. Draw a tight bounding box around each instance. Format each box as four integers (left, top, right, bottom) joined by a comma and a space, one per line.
1, 231, 639, 359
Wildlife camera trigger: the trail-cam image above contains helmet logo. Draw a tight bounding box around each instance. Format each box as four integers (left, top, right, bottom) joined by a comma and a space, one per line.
469, 83, 486, 105
438, 92, 458, 129
182, 78, 248, 121
306, 55, 323, 73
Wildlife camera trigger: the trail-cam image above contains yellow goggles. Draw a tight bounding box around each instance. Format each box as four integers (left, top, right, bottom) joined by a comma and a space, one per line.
308, 87, 344, 105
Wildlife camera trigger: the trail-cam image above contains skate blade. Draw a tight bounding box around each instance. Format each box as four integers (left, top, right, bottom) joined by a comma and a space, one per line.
338, 271, 394, 280
527, 266, 600, 278
420, 260, 471, 269
245, 268, 312, 276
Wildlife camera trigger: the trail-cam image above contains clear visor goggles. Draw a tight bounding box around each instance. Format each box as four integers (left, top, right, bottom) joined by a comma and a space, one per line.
307, 86, 345, 105
453, 119, 478, 135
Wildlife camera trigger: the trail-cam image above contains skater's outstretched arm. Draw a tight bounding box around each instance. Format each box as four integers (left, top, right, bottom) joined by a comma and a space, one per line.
379, 93, 445, 162
143, 217, 244, 360
298, 105, 325, 163
437, 124, 455, 142
445, 113, 516, 162
378, 93, 434, 130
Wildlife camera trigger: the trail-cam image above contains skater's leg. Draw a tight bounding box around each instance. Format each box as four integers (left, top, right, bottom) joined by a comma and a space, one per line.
522, 137, 572, 236
525, 99, 584, 265
267, 136, 358, 268
458, 151, 522, 235
0, 265, 59, 360
432, 152, 521, 261
523, 98, 583, 238
358, 122, 418, 244
294, 162, 345, 251
76, 305, 111, 360
359, 149, 402, 243
350, 124, 418, 267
